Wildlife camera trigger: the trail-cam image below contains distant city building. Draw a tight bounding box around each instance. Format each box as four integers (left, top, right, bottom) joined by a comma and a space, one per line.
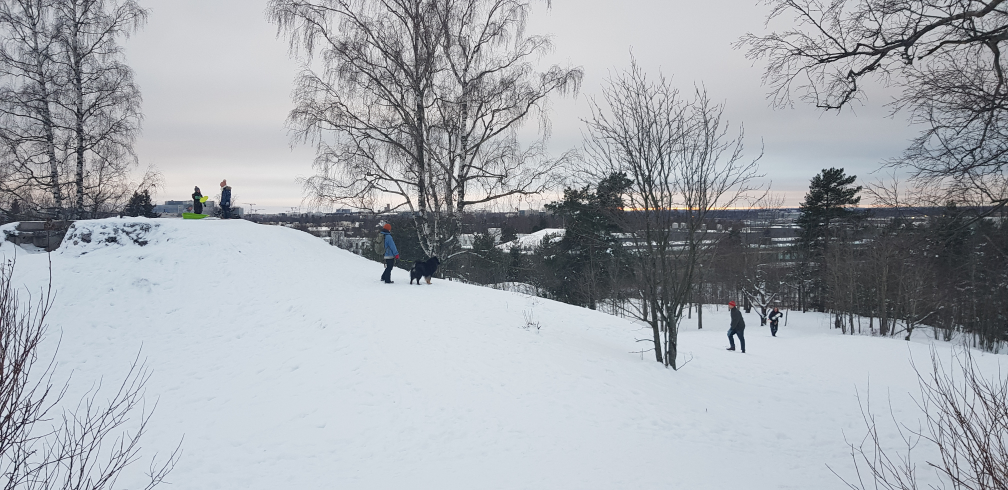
300, 224, 373, 255
153, 201, 185, 216
327, 230, 370, 255
339, 237, 371, 255
154, 200, 216, 217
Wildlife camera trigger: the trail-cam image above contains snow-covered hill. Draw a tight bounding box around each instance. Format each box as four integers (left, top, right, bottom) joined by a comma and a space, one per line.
496, 227, 564, 251
0, 218, 1001, 489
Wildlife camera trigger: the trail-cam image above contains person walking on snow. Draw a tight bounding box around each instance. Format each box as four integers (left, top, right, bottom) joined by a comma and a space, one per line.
727, 301, 746, 353
192, 186, 203, 214
220, 180, 232, 219
768, 307, 783, 337
379, 223, 399, 284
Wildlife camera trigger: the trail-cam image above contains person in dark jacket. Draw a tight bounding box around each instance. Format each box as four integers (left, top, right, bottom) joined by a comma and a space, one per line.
727, 300, 746, 353
220, 180, 232, 219
768, 307, 783, 337
192, 186, 203, 214
379, 223, 399, 283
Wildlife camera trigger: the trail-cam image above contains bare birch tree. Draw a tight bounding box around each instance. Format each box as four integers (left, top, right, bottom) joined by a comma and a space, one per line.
0, 0, 145, 220
0, 0, 65, 216
430, 0, 580, 253
52, 0, 145, 219
270, 0, 581, 260
583, 61, 760, 369
740, 0, 1008, 211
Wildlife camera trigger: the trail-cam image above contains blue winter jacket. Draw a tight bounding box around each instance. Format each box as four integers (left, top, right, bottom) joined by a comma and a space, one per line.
221, 186, 232, 207
381, 230, 398, 259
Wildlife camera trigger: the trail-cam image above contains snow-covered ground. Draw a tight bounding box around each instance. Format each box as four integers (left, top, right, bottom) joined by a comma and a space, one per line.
497, 227, 564, 251
1, 218, 1002, 490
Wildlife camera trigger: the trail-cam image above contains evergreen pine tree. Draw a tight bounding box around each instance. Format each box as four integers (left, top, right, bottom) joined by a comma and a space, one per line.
124, 190, 157, 218
794, 168, 862, 311
796, 168, 862, 249
506, 243, 528, 284
543, 173, 630, 309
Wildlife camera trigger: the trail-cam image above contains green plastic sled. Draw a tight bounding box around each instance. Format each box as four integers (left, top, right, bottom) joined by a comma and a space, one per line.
183, 212, 208, 219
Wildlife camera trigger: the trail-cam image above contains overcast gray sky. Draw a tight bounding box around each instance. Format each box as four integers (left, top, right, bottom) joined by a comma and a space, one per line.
124, 0, 919, 213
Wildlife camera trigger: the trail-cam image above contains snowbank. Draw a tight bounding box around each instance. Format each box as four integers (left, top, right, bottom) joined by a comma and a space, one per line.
61, 218, 165, 254
0, 218, 1001, 490
497, 227, 564, 251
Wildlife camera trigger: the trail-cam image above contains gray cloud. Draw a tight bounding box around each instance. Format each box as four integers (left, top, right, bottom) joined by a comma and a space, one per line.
125, 0, 920, 212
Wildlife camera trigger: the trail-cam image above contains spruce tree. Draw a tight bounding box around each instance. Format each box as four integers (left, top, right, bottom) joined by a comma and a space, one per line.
795, 168, 862, 311
543, 173, 630, 309
796, 167, 862, 248
124, 190, 156, 218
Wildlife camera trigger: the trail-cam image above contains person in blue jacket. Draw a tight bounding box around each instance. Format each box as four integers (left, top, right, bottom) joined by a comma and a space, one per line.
220, 179, 232, 219
380, 223, 399, 283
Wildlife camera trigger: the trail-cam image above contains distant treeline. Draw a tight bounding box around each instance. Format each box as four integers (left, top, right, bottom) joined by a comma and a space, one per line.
374, 170, 1007, 354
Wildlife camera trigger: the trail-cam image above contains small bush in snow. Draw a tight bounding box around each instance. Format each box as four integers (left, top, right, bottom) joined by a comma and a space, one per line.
838, 347, 1007, 490
0, 259, 179, 489
522, 310, 541, 332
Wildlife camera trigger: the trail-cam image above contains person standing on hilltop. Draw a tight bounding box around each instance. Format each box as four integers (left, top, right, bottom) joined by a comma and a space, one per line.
220, 180, 232, 219
727, 300, 746, 353
192, 186, 203, 214
379, 223, 399, 284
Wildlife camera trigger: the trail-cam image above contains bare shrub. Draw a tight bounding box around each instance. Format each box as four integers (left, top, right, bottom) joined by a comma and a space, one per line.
0, 258, 179, 489
581, 60, 761, 369
837, 347, 1007, 489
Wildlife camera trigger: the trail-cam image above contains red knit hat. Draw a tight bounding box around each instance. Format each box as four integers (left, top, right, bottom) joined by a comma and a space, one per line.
729, 301, 736, 308
383, 223, 391, 231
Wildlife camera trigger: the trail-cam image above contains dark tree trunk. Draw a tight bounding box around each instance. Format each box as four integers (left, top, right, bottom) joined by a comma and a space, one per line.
667, 337, 678, 370
649, 299, 662, 364
73, 40, 84, 220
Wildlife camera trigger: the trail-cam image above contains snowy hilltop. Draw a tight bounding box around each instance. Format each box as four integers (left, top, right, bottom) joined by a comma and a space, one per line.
1, 218, 1002, 490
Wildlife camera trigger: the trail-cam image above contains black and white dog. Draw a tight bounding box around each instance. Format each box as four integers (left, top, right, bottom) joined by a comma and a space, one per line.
410, 256, 441, 285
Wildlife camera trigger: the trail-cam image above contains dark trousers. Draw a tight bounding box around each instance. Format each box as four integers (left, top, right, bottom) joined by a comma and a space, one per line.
221, 205, 231, 219
193, 200, 203, 214
381, 258, 395, 283
728, 327, 746, 352
770, 321, 779, 336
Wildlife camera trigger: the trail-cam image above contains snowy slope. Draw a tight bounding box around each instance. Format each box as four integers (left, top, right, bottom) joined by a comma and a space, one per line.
497, 228, 564, 251
1, 218, 1002, 490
